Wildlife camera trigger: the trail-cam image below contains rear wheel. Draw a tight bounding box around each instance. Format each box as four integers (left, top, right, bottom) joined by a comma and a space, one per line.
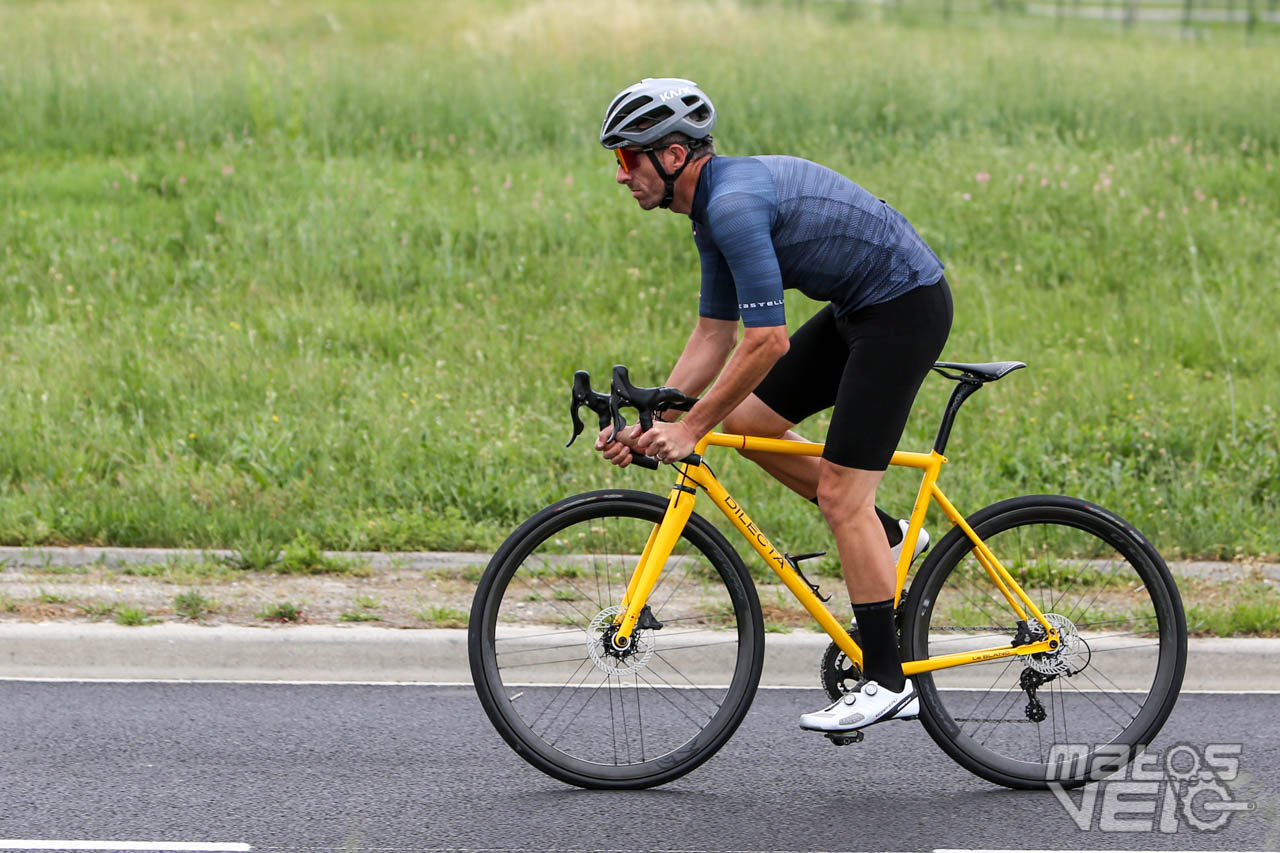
469, 490, 764, 789
901, 495, 1186, 789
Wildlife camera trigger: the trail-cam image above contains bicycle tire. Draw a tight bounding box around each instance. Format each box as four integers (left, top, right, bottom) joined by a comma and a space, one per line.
469, 489, 764, 789
901, 494, 1186, 790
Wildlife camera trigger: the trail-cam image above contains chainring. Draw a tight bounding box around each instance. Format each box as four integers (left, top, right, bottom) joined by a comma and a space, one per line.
820, 627, 862, 701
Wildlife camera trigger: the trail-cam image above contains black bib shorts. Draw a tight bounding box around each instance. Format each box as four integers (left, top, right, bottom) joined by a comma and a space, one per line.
751, 276, 953, 471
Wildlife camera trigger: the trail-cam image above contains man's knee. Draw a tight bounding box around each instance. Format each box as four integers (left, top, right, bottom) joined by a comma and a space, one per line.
815, 480, 869, 520
815, 463, 882, 519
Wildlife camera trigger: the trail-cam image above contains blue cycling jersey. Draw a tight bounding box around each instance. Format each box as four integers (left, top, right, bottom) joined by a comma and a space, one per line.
690, 155, 945, 327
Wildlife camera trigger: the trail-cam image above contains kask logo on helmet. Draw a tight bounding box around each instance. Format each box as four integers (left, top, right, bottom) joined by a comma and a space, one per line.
658, 86, 696, 102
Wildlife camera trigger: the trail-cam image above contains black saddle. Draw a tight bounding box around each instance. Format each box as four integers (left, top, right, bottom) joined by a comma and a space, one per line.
931, 360, 1027, 384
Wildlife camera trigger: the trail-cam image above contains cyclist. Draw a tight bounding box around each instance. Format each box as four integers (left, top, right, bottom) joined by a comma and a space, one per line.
594, 78, 952, 733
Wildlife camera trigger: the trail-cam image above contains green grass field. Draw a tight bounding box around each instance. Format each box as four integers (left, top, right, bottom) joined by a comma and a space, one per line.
0, 0, 1276, 563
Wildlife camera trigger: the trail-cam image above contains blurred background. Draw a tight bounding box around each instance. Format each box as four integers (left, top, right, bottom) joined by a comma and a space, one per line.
0, 0, 1275, 567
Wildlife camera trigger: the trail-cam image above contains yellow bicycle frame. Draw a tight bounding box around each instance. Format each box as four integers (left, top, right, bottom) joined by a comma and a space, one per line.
611, 431, 1060, 674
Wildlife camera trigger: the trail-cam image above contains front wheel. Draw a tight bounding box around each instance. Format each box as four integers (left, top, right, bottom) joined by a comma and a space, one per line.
901, 495, 1186, 789
469, 489, 764, 789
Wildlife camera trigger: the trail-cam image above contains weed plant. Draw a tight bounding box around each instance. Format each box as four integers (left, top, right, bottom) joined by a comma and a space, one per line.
339, 610, 380, 622
173, 589, 216, 620
114, 606, 152, 626
76, 601, 119, 620
256, 601, 304, 622
340, 594, 381, 621
224, 534, 284, 572
0, 1, 1276, 561
418, 606, 469, 628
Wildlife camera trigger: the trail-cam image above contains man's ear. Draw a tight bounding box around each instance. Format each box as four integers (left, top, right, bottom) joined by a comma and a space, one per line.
665, 144, 689, 172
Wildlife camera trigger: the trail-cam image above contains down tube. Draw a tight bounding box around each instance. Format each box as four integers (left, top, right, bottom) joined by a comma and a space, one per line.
680, 464, 862, 667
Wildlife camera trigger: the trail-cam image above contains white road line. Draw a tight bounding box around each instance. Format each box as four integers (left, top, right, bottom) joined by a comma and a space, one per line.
3, 677, 1280, 694
0, 843, 249, 852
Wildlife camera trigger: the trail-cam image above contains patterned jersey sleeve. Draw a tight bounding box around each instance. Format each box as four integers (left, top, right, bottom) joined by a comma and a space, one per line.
694, 224, 739, 322
702, 189, 786, 328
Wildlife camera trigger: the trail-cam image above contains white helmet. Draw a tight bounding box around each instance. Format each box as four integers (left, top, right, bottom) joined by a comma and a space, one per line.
600, 78, 716, 150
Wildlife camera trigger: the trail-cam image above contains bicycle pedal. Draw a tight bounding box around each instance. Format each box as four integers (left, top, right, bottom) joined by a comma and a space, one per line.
824, 731, 865, 747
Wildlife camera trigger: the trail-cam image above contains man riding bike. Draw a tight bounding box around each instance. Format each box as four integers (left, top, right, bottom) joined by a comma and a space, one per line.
594, 78, 952, 733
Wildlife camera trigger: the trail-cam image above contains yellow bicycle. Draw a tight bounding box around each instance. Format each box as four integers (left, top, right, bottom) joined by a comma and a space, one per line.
469, 361, 1187, 790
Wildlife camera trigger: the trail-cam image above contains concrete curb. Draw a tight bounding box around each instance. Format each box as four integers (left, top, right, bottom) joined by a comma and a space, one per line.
3, 546, 1277, 689
1, 623, 1277, 691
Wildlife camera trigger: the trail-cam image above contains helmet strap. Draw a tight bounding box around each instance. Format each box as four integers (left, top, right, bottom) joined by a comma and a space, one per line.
643, 138, 709, 209
643, 149, 685, 209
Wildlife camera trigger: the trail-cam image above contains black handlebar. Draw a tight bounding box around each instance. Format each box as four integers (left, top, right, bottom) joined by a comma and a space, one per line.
567, 370, 612, 447
566, 366, 702, 469
608, 365, 699, 436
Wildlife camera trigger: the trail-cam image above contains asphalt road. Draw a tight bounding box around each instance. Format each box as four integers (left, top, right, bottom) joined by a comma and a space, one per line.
1, 682, 1277, 852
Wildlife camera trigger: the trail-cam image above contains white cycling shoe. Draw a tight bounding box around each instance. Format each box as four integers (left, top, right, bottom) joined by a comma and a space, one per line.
890, 520, 929, 564
799, 678, 919, 733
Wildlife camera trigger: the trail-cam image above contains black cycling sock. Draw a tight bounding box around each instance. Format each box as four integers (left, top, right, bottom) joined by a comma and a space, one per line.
852, 599, 906, 693
809, 497, 903, 547
876, 506, 903, 547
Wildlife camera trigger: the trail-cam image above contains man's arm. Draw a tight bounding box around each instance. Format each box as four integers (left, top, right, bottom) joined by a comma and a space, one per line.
634, 323, 788, 462
680, 324, 788, 436
594, 315, 738, 466
662, 316, 739, 407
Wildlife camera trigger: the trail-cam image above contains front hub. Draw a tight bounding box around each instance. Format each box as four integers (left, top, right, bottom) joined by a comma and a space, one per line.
587, 605, 656, 675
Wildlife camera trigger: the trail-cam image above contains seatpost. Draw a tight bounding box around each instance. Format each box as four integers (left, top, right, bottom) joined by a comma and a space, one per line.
932, 380, 984, 456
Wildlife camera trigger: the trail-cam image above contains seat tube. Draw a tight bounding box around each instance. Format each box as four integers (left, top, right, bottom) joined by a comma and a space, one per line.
895, 450, 944, 604
613, 484, 697, 645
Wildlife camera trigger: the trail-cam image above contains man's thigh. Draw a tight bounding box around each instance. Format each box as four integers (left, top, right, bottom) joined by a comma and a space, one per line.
824, 281, 953, 470
750, 304, 849, 425
722, 393, 797, 438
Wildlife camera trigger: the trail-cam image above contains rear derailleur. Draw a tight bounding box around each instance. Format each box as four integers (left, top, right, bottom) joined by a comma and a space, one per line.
1020, 667, 1056, 723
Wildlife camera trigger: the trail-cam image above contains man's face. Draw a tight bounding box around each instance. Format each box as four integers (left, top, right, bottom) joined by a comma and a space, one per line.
615, 145, 684, 210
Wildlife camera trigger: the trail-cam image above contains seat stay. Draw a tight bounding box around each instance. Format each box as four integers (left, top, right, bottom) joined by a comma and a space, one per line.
928, 484, 1058, 640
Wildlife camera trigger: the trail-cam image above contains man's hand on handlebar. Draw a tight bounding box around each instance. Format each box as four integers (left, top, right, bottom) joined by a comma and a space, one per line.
634, 420, 698, 465
575, 365, 702, 468
594, 424, 643, 468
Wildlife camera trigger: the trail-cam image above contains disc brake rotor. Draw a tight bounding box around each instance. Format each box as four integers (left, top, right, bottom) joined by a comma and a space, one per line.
587, 605, 656, 676
1026, 612, 1091, 676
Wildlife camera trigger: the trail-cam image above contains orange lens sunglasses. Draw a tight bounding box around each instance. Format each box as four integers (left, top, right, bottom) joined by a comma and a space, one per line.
614, 147, 645, 173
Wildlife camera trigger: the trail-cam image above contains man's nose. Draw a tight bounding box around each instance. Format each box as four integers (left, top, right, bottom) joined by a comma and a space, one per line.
616, 165, 629, 184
